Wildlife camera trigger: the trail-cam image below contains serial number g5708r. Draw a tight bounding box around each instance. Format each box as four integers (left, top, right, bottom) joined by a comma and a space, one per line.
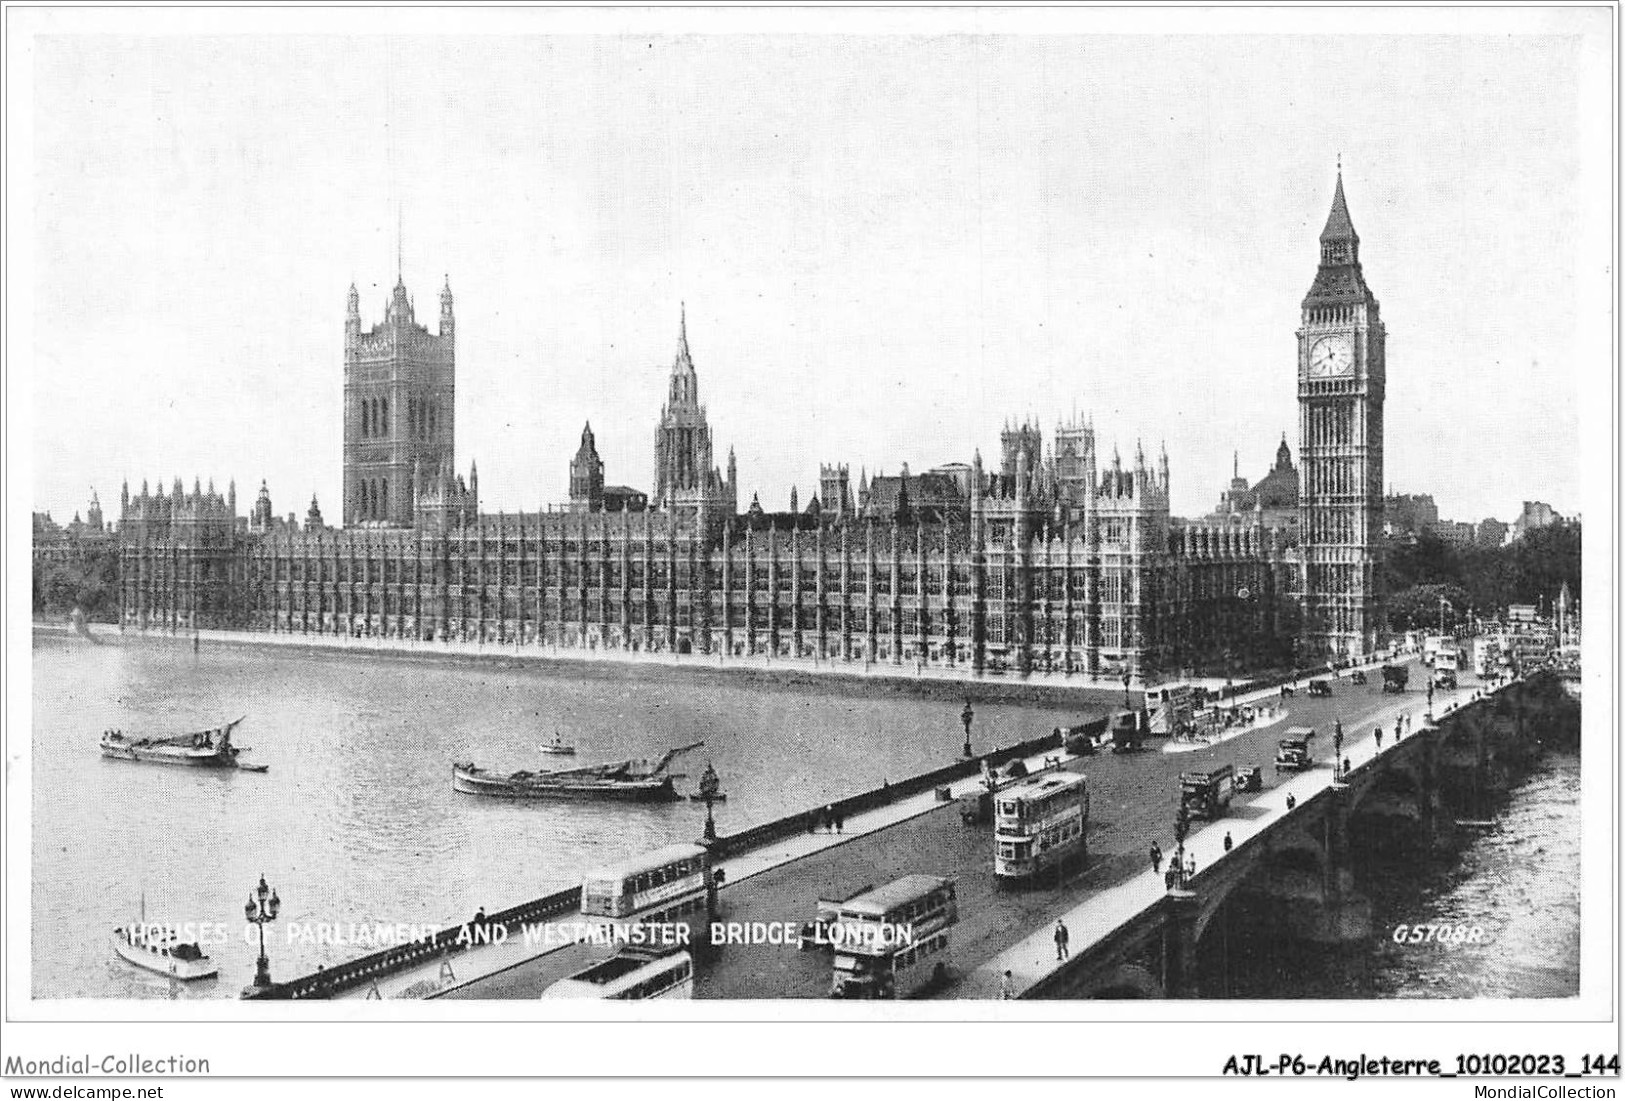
1392, 924, 1484, 945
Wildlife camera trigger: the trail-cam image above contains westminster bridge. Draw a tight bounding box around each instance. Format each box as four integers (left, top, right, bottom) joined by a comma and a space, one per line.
245, 660, 1560, 1000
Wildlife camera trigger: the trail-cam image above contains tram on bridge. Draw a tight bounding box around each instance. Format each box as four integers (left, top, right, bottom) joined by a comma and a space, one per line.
579, 843, 712, 939
829, 875, 958, 999
994, 772, 1090, 881
541, 946, 695, 1000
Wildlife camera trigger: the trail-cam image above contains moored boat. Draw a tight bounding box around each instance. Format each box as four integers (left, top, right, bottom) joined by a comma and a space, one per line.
111, 922, 218, 981
453, 741, 703, 802
100, 717, 259, 770
538, 732, 577, 756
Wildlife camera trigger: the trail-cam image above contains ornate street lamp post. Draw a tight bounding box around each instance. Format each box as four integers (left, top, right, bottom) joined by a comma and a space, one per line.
698, 761, 721, 843
961, 699, 975, 759
244, 873, 281, 989
1121, 673, 1132, 711
1426, 677, 1435, 723
1333, 718, 1344, 781
1172, 804, 1191, 890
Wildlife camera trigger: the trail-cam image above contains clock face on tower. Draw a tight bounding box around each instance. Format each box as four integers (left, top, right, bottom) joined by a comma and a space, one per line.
1309, 335, 1354, 378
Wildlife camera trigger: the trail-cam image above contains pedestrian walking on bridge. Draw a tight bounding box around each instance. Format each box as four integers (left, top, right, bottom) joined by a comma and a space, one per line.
1150, 841, 1163, 874
1054, 919, 1070, 961
1375, 725, 1383, 749
1223, 832, 1233, 853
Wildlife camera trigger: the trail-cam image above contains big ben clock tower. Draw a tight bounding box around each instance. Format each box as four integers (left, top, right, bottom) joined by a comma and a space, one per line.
1297, 167, 1385, 659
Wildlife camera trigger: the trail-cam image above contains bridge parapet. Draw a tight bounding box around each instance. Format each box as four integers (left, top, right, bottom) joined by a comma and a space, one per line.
243, 886, 582, 1000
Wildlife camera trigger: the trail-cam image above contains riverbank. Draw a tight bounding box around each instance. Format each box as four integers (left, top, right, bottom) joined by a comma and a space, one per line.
39, 620, 1131, 708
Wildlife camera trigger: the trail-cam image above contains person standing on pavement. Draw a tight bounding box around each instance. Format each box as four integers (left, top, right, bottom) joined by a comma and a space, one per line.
1375, 725, 1383, 749
1223, 832, 1233, 853
1054, 919, 1070, 961
1150, 841, 1163, 874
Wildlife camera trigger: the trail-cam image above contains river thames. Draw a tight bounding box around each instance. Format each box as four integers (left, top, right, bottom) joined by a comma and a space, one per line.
31, 632, 1580, 1000
31, 632, 1089, 999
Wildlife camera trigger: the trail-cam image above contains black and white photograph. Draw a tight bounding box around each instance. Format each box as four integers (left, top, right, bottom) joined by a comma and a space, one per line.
5, 3, 1616, 1090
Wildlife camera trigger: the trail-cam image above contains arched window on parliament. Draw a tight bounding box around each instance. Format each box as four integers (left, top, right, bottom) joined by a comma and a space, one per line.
361, 399, 370, 438
381, 478, 388, 516
381, 399, 389, 436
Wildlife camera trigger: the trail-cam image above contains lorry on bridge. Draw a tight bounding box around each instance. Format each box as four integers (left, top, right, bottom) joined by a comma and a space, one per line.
1111, 710, 1148, 753
1060, 716, 1108, 757
1275, 727, 1317, 772
1179, 764, 1235, 820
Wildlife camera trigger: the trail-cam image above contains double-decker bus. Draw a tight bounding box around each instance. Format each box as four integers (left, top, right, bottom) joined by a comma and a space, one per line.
829, 875, 957, 999
1144, 683, 1195, 735
540, 947, 694, 1000
579, 843, 711, 939
994, 771, 1089, 881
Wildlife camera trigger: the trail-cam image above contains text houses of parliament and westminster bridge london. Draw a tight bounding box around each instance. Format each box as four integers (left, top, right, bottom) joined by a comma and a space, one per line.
43, 166, 1582, 1004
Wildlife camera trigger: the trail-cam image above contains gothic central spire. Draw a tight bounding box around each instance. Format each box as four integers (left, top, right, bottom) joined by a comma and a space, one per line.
1319, 168, 1358, 245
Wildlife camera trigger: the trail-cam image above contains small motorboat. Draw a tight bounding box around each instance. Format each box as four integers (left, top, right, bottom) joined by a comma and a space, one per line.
538, 732, 577, 756
112, 916, 218, 981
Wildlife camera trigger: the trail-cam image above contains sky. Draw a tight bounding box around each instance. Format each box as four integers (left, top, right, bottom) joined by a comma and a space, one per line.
19, 13, 1610, 527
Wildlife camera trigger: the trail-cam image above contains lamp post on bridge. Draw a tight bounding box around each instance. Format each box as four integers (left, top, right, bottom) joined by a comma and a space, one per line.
1333, 718, 1344, 782
960, 699, 975, 759
1172, 803, 1191, 891
698, 761, 720, 844
244, 873, 280, 990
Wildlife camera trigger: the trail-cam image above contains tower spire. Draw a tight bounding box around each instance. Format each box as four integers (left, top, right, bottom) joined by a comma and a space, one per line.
1320, 165, 1357, 245
396, 204, 403, 284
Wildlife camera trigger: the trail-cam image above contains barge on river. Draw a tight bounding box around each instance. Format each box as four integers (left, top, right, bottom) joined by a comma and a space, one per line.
452, 741, 703, 802
100, 717, 263, 770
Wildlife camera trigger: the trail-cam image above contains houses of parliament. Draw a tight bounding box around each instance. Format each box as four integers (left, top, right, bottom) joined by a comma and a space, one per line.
116, 170, 1386, 677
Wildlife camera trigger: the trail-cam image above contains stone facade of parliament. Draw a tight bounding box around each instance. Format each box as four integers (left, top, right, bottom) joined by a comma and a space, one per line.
119, 173, 1386, 676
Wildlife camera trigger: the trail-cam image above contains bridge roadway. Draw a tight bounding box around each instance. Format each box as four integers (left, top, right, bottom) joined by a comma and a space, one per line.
442, 655, 1474, 1000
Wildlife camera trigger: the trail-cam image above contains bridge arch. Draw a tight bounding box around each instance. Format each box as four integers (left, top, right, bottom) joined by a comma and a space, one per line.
1083, 963, 1164, 999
